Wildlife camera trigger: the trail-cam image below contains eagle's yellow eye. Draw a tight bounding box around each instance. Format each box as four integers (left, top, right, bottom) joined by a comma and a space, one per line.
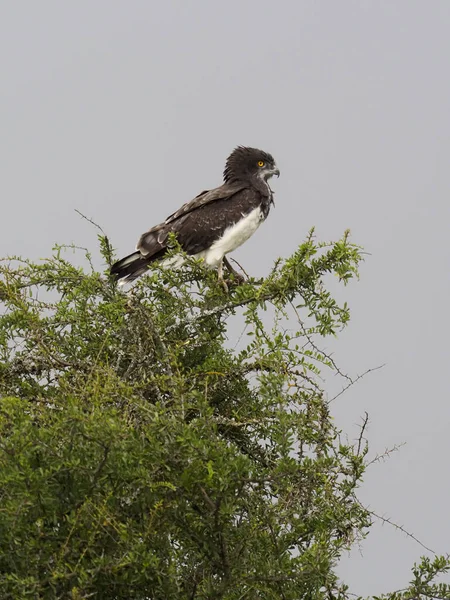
257, 160, 265, 167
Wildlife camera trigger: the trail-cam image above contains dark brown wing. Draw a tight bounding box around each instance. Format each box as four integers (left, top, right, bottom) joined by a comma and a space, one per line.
136, 182, 248, 257
163, 182, 247, 224
168, 187, 264, 255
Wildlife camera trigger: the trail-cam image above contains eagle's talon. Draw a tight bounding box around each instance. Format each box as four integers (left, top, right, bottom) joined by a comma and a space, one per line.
217, 261, 229, 293
219, 278, 229, 293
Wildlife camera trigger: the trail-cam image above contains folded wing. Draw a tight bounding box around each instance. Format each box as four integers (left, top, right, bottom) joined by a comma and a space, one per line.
136, 182, 247, 257
111, 182, 248, 283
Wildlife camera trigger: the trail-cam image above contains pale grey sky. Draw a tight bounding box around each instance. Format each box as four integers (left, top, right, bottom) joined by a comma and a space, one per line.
1, 1, 450, 595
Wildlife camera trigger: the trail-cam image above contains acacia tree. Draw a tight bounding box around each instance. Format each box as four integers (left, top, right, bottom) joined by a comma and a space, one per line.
0, 230, 448, 599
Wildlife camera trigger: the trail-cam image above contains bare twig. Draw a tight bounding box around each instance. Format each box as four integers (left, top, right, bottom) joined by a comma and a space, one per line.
74, 209, 107, 236
367, 442, 406, 466
368, 508, 436, 555
356, 411, 369, 456
328, 364, 386, 404
227, 256, 250, 280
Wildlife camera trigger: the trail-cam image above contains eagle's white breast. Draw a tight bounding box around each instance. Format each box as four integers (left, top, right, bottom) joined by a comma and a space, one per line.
197, 207, 265, 268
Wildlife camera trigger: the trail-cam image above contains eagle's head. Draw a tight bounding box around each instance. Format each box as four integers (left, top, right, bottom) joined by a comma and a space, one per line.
223, 146, 280, 184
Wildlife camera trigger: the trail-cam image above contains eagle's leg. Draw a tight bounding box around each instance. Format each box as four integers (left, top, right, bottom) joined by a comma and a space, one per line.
223, 256, 245, 283
217, 260, 229, 293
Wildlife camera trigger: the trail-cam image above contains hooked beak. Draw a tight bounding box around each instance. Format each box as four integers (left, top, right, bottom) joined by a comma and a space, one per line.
263, 165, 280, 180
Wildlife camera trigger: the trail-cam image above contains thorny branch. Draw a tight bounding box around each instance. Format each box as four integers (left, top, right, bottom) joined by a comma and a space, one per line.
363, 504, 437, 555
328, 364, 386, 404
367, 442, 406, 466
74, 209, 107, 237
356, 411, 369, 457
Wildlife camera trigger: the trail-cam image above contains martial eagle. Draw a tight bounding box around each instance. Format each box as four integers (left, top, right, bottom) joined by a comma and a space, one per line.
110, 146, 280, 287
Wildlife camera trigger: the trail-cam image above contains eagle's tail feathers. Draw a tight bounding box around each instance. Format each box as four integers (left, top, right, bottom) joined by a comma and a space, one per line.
110, 251, 151, 284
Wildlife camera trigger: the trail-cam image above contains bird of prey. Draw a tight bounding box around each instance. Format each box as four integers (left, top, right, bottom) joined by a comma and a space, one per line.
110, 146, 280, 287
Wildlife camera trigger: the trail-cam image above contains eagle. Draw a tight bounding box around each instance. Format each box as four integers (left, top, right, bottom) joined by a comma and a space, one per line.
110, 146, 280, 288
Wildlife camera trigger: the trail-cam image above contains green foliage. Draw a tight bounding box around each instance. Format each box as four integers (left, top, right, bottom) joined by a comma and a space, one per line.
0, 232, 448, 599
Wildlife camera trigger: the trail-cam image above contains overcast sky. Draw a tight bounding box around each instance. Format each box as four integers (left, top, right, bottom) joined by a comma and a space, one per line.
1, 1, 450, 595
